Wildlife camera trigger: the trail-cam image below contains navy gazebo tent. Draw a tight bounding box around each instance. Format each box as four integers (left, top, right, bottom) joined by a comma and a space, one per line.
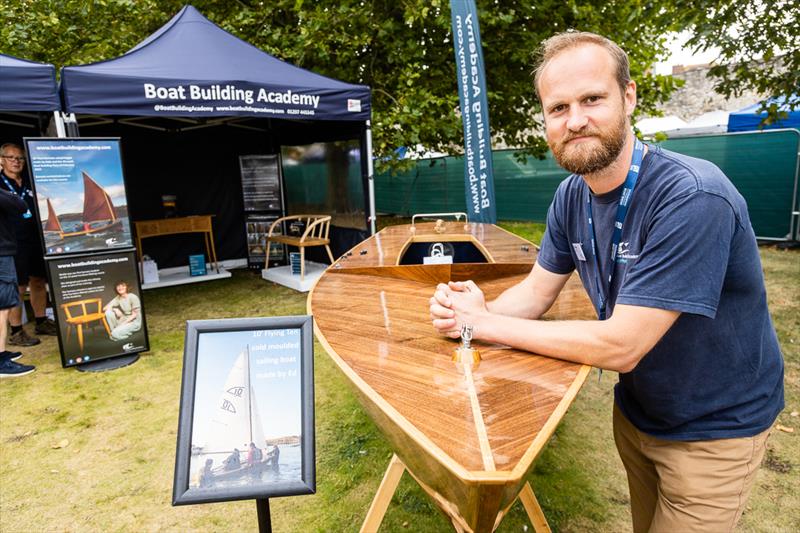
58, 5, 376, 270
0, 53, 60, 112
0, 53, 64, 135
60, 6, 370, 122
59, 4, 376, 234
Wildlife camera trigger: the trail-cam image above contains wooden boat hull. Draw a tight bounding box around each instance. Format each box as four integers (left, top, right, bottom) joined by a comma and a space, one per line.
309, 222, 595, 531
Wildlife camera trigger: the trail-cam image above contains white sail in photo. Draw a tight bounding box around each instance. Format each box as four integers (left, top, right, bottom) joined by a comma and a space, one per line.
199, 347, 266, 455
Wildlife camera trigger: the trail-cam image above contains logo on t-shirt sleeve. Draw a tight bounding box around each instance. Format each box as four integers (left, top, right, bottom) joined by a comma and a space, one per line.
616, 241, 640, 263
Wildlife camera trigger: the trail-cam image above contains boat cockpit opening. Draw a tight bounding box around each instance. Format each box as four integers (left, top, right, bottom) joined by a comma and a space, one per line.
398, 240, 489, 265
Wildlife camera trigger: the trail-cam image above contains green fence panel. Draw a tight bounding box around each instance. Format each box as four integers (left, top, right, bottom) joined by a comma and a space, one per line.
375, 151, 568, 222
375, 130, 799, 240
283, 162, 327, 205
661, 129, 799, 240
492, 151, 569, 221
283, 159, 365, 213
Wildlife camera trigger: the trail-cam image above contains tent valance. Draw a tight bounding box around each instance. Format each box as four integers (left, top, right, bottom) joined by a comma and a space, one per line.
60, 5, 371, 121
0, 53, 60, 111
728, 95, 800, 132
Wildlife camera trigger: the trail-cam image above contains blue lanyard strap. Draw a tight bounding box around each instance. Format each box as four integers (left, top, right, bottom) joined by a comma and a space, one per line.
1, 173, 33, 218
586, 139, 644, 320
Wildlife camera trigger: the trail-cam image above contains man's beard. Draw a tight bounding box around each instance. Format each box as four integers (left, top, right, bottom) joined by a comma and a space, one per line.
550, 113, 627, 175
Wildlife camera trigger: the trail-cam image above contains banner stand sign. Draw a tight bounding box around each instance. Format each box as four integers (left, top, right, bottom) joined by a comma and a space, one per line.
25, 137, 148, 371
45, 250, 149, 369
450, 0, 497, 223
239, 154, 286, 269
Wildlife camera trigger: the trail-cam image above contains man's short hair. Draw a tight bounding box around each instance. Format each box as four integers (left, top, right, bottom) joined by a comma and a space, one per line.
0, 143, 23, 156
532, 31, 631, 99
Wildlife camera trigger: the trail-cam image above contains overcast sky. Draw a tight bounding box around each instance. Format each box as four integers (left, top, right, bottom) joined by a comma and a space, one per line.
655, 31, 722, 75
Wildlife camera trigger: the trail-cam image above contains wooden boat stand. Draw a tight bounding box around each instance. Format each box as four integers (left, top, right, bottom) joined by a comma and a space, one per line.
361, 454, 551, 533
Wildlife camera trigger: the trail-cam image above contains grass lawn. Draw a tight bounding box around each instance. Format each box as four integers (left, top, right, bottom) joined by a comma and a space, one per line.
1, 221, 797, 532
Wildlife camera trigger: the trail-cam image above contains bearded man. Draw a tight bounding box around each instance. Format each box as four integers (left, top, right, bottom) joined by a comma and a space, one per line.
429, 32, 783, 532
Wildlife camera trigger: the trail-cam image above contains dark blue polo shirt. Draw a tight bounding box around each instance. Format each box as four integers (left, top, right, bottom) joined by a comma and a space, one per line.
537, 146, 784, 441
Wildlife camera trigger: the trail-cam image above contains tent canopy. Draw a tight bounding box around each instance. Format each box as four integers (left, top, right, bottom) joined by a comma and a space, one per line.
0, 53, 60, 111
60, 5, 370, 121
635, 115, 688, 136
664, 110, 730, 138
728, 95, 800, 132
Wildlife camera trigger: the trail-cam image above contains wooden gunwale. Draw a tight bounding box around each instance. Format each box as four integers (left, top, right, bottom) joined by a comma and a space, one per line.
307, 223, 593, 484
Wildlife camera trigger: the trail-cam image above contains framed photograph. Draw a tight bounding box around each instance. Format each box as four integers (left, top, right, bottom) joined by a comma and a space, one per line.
24, 137, 133, 256
173, 316, 315, 505
46, 249, 149, 368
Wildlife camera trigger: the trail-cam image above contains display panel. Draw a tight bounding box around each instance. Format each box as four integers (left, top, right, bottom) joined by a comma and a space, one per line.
24, 137, 133, 255
245, 213, 285, 269
46, 249, 149, 367
239, 154, 283, 212
173, 316, 315, 505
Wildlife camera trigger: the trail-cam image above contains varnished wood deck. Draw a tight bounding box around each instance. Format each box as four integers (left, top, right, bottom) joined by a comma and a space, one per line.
308, 222, 595, 531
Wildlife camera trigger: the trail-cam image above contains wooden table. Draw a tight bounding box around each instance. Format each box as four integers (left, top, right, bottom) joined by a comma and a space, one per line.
309, 222, 596, 532
133, 216, 219, 273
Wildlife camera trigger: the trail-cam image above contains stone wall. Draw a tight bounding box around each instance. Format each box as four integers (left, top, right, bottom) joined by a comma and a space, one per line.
657, 63, 765, 120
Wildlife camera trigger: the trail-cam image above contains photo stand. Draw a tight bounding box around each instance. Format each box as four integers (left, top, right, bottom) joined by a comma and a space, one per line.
256, 499, 272, 533
172, 316, 316, 529
76, 353, 140, 373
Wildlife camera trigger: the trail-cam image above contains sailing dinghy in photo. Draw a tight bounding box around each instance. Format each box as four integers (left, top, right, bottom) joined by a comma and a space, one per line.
192, 347, 272, 485
309, 216, 596, 532
43, 171, 122, 239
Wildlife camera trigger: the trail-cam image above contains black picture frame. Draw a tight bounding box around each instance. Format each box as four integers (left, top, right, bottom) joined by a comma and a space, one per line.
23, 137, 134, 257
45, 249, 150, 368
173, 316, 315, 506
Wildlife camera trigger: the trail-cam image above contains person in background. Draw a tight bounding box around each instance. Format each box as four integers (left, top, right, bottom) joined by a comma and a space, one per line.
0, 185, 35, 377
246, 442, 263, 467
199, 458, 214, 487
268, 444, 280, 470
223, 448, 241, 471
0, 143, 57, 347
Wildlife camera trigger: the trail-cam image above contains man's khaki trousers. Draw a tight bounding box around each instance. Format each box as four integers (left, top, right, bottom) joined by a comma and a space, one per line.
613, 403, 771, 532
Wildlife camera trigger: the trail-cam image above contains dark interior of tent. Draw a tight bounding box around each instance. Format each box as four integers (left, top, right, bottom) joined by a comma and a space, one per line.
2, 113, 370, 269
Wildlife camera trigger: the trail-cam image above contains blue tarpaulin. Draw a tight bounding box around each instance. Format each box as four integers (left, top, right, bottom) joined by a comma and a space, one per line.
727, 95, 800, 132
0, 53, 60, 111
60, 5, 370, 121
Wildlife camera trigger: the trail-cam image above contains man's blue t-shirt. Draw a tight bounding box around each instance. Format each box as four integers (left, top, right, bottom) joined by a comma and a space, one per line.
537, 145, 784, 441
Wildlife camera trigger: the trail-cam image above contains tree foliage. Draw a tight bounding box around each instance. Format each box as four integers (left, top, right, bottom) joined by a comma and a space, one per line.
1, 1, 795, 169
669, 0, 799, 124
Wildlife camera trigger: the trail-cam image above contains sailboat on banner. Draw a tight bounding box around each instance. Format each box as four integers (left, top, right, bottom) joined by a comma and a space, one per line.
43, 171, 122, 238
196, 346, 271, 483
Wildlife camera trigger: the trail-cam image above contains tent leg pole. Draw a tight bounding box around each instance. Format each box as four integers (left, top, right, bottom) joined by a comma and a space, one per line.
65, 113, 80, 137
53, 112, 67, 138
366, 121, 376, 235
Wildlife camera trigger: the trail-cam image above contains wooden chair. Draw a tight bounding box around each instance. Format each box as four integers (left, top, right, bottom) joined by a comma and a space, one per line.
264, 214, 335, 281
61, 298, 111, 351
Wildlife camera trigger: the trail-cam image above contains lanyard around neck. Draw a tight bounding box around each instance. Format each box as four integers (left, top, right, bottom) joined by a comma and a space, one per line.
0, 172, 33, 219
0, 172, 27, 197
586, 139, 645, 320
